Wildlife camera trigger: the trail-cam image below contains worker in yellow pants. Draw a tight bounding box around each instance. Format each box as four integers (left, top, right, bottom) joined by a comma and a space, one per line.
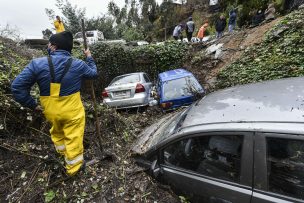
11, 31, 98, 176
41, 90, 86, 175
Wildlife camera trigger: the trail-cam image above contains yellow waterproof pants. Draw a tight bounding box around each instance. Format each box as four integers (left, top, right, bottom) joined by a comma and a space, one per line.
40, 83, 85, 176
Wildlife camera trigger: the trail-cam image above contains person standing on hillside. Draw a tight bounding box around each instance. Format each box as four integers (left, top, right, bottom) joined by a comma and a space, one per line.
186, 17, 195, 42
251, 10, 265, 27
11, 31, 98, 176
54, 16, 65, 33
173, 24, 183, 41
215, 15, 226, 39
197, 21, 209, 41
228, 9, 237, 33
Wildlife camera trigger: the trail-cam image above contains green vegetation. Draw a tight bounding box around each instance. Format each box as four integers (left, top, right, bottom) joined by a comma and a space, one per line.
45, 0, 293, 42
91, 41, 189, 89
0, 37, 42, 134
216, 8, 304, 89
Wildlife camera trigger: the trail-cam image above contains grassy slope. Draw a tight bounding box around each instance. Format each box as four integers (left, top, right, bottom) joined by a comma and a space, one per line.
216, 8, 304, 89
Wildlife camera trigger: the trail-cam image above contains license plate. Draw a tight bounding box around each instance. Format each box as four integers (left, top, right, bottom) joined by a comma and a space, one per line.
114, 90, 130, 97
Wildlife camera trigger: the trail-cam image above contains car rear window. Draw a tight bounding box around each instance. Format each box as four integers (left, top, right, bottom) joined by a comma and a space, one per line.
110, 74, 140, 86
163, 76, 202, 101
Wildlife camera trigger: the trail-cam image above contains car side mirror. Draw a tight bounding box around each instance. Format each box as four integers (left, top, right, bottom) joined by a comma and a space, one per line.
151, 159, 161, 178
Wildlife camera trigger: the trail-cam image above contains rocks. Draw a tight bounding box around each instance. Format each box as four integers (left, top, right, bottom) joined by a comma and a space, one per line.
206, 43, 224, 55
271, 25, 290, 38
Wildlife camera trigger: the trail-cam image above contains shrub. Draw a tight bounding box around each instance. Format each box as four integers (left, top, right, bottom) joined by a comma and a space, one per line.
91, 41, 189, 92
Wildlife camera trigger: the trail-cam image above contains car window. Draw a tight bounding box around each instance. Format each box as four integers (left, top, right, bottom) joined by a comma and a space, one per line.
267, 137, 304, 200
86, 32, 94, 37
75, 33, 82, 39
163, 76, 202, 101
163, 135, 243, 183
110, 74, 140, 86
143, 74, 151, 83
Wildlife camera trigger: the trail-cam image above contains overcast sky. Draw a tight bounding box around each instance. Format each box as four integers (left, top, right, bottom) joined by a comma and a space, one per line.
0, 0, 127, 38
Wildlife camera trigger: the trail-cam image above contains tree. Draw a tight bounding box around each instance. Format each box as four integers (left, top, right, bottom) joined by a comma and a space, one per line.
86, 16, 116, 39
108, 0, 145, 41
0, 24, 21, 41
56, 0, 86, 33
45, 0, 85, 34
42, 29, 53, 39
122, 27, 145, 41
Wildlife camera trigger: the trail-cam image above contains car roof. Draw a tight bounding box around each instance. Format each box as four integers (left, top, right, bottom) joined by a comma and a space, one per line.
114, 72, 145, 77
159, 69, 193, 82
180, 77, 304, 129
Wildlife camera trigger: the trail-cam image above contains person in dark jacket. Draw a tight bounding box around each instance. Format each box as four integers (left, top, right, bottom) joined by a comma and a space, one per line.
215, 15, 226, 39
186, 17, 195, 42
252, 10, 265, 27
228, 9, 237, 33
11, 31, 98, 176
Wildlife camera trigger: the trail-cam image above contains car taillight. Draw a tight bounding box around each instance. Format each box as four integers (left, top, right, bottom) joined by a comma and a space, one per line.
161, 102, 173, 109
135, 83, 145, 93
102, 90, 109, 98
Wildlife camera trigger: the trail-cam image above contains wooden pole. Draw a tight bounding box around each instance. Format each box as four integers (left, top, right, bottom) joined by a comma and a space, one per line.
81, 19, 102, 150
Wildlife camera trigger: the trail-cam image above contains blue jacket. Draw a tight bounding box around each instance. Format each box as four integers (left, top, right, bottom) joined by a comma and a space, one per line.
228, 11, 237, 25
11, 50, 98, 109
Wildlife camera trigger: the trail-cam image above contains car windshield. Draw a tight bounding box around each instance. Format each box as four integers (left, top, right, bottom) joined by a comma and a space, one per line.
163, 76, 202, 101
75, 33, 82, 39
86, 32, 94, 37
151, 107, 190, 146
110, 74, 140, 86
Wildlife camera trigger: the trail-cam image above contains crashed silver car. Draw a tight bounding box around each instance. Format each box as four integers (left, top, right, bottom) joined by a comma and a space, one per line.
133, 77, 304, 203
102, 72, 153, 109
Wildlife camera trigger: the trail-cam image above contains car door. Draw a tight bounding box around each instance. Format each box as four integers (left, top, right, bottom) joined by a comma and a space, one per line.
252, 133, 304, 203
158, 132, 254, 203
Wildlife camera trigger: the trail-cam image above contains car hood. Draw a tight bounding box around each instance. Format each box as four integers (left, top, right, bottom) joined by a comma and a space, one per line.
132, 109, 186, 155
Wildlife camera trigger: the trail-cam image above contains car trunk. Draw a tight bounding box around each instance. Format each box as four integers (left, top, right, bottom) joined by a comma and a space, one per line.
106, 83, 137, 100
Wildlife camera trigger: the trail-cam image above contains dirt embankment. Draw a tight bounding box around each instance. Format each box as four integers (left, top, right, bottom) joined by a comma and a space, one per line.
187, 18, 281, 90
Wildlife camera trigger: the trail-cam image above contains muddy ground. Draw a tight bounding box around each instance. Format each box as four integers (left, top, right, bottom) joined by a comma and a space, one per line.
0, 103, 182, 202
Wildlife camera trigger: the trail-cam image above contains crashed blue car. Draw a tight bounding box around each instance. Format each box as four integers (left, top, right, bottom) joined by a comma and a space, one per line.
157, 69, 204, 110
